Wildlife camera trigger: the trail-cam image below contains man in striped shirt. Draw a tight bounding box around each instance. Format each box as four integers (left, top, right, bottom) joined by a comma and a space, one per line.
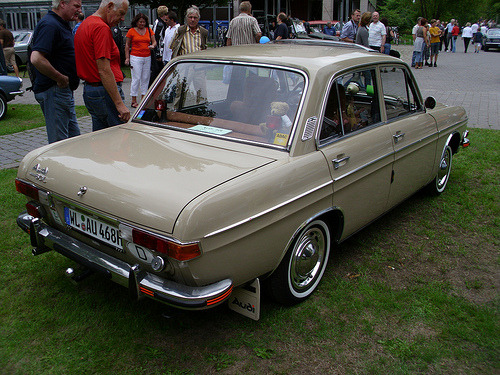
170, 6, 208, 58
226, 1, 261, 46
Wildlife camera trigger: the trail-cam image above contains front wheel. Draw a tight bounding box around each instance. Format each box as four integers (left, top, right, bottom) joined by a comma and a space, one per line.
427, 145, 453, 195
267, 219, 331, 305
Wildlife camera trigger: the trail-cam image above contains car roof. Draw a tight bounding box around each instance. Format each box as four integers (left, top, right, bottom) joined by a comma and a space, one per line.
174, 42, 401, 76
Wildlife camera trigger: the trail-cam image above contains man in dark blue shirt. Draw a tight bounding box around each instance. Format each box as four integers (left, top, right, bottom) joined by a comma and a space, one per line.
274, 13, 289, 40
31, 0, 82, 144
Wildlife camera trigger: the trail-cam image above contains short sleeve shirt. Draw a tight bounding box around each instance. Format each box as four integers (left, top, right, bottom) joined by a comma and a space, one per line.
368, 21, 386, 47
274, 23, 288, 40
340, 20, 358, 40
226, 13, 261, 45
74, 16, 123, 83
126, 27, 153, 57
429, 26, 441, 43
31, 10, 79, 93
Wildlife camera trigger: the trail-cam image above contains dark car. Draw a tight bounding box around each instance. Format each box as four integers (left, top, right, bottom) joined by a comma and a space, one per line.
483, 28, 500, 51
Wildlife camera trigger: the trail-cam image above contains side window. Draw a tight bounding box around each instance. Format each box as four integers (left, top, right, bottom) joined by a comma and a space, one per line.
319, 84, 342, 141
337, 69, 380, 132
320, 68, 380, 142
380, 66, 421, 120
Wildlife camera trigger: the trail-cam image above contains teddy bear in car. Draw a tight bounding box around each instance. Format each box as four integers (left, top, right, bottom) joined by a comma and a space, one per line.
259, 102, 293, 144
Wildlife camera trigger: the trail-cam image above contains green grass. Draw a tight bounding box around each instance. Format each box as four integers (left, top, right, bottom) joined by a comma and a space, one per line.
0, 104, 89, 136
0, 128, 498, 374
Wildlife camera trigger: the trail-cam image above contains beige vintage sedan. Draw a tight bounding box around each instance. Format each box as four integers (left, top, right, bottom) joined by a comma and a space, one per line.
16, 41, 469, 312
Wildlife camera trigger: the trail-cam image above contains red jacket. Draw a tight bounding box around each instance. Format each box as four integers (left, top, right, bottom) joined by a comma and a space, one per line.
452, 25, 460, 36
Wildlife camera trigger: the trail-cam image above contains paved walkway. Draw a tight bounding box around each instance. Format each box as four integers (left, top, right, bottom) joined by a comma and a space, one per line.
1, 43, 498, 170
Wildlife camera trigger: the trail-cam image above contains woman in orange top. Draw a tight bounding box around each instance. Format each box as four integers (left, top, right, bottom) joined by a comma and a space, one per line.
125, 13, 156, 108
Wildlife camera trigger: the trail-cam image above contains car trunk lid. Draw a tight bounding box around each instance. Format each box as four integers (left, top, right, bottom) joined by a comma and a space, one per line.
19, 126, 275, 234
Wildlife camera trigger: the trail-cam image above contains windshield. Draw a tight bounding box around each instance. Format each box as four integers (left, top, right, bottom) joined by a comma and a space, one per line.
487, 29, 500, 36
136, 62, 305, 149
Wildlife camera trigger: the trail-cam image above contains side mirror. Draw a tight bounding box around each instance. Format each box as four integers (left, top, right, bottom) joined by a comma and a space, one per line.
425, 96, 436, 109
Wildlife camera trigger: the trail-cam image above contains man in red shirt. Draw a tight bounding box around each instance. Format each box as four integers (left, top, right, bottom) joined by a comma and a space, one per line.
74, 0, 130, 130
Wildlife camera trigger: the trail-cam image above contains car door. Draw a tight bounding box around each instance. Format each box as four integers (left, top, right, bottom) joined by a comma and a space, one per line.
379, 66, 438, 207
318, 68, 394, 239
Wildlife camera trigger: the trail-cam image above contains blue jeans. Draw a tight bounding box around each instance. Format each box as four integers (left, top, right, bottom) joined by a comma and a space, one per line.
383, 43, 391, 55
451, 36, 457, 52
83, 83, 125, 131
35, 85, 80, 144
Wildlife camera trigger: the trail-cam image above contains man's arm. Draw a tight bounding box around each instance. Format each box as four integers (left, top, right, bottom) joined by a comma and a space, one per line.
96, 57, 130, 122
31, 50, 69, 88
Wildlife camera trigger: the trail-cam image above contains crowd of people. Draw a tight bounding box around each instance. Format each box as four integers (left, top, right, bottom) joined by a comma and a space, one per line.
409, 17, 492, 69
27, 0, 210, 144
11, 0, 496, 145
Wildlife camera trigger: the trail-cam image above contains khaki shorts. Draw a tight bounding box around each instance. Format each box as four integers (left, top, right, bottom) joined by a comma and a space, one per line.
3, 47, 16, 66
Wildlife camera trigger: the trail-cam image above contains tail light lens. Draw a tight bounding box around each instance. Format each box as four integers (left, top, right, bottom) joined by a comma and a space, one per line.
15, 179, 40, 201
26, 201, 44, 218
132, 228, 201, 261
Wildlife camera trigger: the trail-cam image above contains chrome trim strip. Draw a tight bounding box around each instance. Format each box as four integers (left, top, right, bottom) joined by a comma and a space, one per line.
392, 132, 438, 153
333, 151, 394, 182
204, 180, 333, 238
437, 119, 468, 135
17, 213, 233, 310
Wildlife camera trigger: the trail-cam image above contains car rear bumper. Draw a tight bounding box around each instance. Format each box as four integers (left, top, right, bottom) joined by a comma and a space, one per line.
17, 212, 233, 310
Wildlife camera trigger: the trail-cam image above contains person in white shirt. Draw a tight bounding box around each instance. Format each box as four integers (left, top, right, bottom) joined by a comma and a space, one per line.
471, 22, 479, 44
368, 12, 386, 53
162, 11, 180, 65
461, 23, 473, 53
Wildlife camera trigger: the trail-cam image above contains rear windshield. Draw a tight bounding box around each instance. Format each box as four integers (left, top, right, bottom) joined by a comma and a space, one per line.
135, 62, 305, 149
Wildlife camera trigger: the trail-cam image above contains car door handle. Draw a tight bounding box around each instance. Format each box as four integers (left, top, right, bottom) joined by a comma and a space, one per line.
393, 131, 405, 143
333, 156, 350, 169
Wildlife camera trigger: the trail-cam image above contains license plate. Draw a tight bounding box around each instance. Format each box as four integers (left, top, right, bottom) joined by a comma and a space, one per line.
64, 207, 122, 249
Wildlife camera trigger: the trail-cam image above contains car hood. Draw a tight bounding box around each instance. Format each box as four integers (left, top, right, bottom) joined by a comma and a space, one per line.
19, 125, 275, 234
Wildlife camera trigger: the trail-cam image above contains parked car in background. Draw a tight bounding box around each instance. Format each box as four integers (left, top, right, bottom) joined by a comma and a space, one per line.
308, 20, 342, 36
12, 30, 33, 67
16, 41, 469, 315
483, 28, 500, 51
0, 75, 23, 119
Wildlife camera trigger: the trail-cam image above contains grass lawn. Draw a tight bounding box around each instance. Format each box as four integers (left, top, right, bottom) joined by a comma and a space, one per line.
0, 128, 498, 374
0, 104, 89, 136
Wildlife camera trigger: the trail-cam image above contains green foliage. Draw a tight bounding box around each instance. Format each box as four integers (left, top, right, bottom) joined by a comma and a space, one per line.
378, 0, 499, 33
0, 104, 89, 136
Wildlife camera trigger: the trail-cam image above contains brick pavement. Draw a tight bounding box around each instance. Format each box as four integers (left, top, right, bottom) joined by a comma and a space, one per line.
1, 42, 498, 170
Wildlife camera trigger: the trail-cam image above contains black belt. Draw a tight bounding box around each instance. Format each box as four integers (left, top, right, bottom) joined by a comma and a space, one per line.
85, 81, 122, 87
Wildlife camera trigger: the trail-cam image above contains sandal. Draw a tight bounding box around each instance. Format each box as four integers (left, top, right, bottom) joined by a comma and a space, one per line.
131, 103, 139, 108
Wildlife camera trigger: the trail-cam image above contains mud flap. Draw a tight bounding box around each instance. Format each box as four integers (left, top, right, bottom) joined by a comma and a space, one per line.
228, 278, 260, 321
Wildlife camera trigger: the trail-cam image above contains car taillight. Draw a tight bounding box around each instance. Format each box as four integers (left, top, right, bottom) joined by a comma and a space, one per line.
132, 228, 201, 261
26, 201, 44, 218
15, 179, 39, 201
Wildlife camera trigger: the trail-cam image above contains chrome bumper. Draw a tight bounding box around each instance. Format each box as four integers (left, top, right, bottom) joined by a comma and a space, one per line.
17, 213, 233, 310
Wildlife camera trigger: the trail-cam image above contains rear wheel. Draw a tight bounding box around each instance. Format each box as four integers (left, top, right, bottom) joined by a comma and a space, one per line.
0, 93, 7, 120
427, 145, 453, 195
268, 219, 331, 305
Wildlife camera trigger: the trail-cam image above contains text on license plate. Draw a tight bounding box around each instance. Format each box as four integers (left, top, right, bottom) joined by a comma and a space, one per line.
64, 207, 122, 249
